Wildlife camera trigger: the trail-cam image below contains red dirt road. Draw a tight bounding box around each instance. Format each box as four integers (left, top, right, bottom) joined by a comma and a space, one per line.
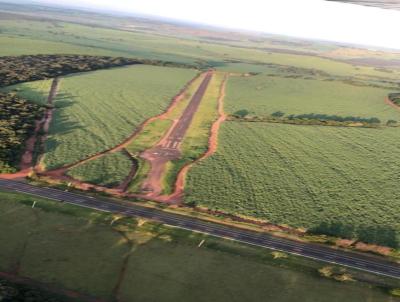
384, 96, 400, 111
140, 71, 213, 197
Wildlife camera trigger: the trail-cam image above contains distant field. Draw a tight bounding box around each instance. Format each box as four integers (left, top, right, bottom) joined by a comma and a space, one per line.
6, 65, 197, 169
0, 191, 395, 302
2, 17, 400, 80
185, 122, 400, 247
67, 151, 132, 187
225, 74, 400, 122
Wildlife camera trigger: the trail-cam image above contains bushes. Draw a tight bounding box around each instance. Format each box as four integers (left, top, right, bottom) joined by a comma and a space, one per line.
0, 54, 198, 88
311, 222, 399, 248
0, 92, 44, 173
0, 54, 143, 88
229, 110, 382, 127
389, 93, 400, 106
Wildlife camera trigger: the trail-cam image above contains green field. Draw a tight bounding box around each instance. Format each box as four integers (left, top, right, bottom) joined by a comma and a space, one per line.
6, 65, 197, 169
225, 74, 399, 122
185, 122, 400, 247
0, 190, 397, 301
66, 151, 133, 187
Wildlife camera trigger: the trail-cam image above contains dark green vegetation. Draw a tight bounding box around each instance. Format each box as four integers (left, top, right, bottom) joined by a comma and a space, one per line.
389, 93, 400, 106
230, 111, 383, 127
186, 122, 400, 248
0, 93, 44, 173
0, 190, 398, 302
0, 55, 141, 88
0, 278, 77, 302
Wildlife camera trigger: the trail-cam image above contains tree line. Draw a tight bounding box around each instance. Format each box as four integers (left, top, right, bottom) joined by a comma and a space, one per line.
0, 54, 198, 88
311, 221, 398, 248
230, 110, 384, 127
389, 93, 400, 106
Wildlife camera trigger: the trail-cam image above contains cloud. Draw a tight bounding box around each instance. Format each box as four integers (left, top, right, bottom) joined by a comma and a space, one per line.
39, 0, 400, 49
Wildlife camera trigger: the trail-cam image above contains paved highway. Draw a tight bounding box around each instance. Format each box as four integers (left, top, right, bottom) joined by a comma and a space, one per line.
1, 178, 400, 279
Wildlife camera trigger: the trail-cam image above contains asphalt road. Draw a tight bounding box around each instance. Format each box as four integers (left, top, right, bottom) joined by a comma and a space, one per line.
1, 178, 400, 279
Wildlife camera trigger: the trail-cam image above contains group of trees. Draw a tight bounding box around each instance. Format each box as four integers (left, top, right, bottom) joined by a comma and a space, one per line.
285, 113, 381, 124
389, 93, 400, 106
0, 54, 143, 87
311, 221, 399, 249
0, 93, 44, 173
231, 110, 383, 127
0, 54, 200, 88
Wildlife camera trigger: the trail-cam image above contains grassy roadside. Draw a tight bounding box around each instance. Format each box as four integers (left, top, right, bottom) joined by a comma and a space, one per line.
0, 189, 399, 302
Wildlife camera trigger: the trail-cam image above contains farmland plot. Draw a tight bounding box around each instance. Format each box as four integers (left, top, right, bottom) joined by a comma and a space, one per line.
225, 75, 400, 122
185, 122, 400, 247
8, 65, 197, 169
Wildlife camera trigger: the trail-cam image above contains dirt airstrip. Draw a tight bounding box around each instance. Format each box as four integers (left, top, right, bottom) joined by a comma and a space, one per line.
140, 71, 213, 197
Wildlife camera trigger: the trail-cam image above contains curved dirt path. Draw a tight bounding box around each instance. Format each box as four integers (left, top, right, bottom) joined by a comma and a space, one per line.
384, 96, 400, 111
162, 73, 229, 203
41, 73, 203, 180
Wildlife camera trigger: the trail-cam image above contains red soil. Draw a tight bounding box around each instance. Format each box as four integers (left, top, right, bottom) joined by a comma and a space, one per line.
384, 96, 400, 111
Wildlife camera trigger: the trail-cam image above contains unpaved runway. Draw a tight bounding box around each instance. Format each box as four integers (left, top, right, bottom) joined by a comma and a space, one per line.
141, 71, 213, 196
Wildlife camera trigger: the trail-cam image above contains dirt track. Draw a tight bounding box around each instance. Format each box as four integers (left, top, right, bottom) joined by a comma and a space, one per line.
140, 71, 213, 197
35, 77, 60, 172
384, 96, 400, 111
0, 77, 60, 179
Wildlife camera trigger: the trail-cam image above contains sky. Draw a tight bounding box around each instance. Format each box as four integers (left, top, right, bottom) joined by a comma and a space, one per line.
36, 0, 400, 49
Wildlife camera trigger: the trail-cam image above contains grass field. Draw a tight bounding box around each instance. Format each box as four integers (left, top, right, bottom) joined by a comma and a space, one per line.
66, 151, 133, 187
5, 65, 197, 170
225, 74, 400, 122
185, 122, 400, 247
0, 190, 397, 301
